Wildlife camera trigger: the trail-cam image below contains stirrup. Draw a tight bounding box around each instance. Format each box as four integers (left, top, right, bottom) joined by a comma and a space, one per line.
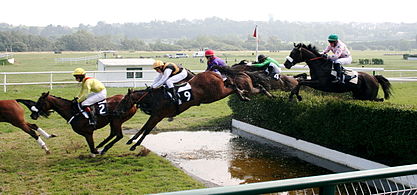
331, 78, 340, 83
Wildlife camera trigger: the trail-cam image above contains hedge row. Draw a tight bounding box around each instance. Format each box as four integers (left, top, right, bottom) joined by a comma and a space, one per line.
228, 91, 417, 166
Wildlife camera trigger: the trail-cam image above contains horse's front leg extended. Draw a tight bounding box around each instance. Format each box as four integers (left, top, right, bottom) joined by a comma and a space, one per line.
256, 84, 274, 98
84, 133, 99, 157
289, 83, 302, 101
129, 115, 164, 151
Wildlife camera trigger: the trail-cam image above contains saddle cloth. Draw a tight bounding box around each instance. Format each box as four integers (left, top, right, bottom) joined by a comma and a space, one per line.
331, 69, 358, 84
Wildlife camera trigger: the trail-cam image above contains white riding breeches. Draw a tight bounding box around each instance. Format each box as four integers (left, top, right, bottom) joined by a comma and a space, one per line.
269, 64, 282, 75
333, 56, 352, 65
81, 89, 107, 106
165, 69, 188, 88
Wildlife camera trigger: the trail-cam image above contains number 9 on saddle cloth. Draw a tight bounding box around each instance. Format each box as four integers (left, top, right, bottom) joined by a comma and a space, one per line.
164, 83, 194, 105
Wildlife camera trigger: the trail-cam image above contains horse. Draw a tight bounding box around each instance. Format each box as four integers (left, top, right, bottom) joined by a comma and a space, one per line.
230, 60, 304, 92
0, 99, 55, 154
33, 92, 138, 156
283, 43, 392, 101
115, 70, 260, 152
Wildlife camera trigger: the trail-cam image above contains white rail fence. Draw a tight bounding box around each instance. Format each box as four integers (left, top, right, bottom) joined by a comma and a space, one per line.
1, 68, 417, 93
54, 54, 103, 63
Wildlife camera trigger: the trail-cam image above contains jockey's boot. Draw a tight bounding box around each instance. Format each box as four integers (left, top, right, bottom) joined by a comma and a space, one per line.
168, 87, 179, 104
332, 63, 343, 84
84, 106, 96, 126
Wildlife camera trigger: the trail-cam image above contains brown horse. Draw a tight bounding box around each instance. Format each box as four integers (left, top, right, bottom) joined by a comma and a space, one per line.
34, 92, 138, 156
0, 99, 55, 154
115, 71, 256, 152
230, 61, 303, 92
284, 43, 392, 101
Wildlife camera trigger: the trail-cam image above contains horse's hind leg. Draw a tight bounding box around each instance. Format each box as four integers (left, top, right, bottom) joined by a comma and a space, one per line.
14, 122, 51, 154
98, 122, 124, 155
290, 84, 303, 101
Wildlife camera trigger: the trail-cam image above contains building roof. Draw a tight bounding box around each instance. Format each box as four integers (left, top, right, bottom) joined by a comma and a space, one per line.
98, 58, 155, 66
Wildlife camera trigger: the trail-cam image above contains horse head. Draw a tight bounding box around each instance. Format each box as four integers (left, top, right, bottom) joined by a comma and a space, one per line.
284, 43, 305, 69
34, 92, 53, 118
284, 43, 323, 69
115, 88, 150, 116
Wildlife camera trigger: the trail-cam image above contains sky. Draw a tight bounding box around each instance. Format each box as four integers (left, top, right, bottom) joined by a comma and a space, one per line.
2, 0, 416, 27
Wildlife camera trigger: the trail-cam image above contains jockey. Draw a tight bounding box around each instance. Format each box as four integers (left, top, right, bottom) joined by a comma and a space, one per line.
251, 55, 282, 80
151, 60, 188, 104
73, 68, 106, 126
322, 34, 352, 84
205, 49, 227, 77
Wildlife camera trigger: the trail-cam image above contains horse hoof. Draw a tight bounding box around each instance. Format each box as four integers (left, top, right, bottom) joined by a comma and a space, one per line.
297, 96, 303, 101
50, 134, 57, 138
46, 150, 51, 155
129, 146, 137, 151
126, 140, 133, 145
90, 153, 96, 158
167, 117, 174, 122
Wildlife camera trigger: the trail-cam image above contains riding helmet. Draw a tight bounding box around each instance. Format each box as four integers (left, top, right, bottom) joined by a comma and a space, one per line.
205, 49, 215, 56
328, 34, 339, 42
72, 68, 86, 75
258, 54, 267, 62
153, 60, 165, 69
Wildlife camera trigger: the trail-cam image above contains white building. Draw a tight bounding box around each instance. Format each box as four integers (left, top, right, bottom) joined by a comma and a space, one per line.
96, 58, 157, 87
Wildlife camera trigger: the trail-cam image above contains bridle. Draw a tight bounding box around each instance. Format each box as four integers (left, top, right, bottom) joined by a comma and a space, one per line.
286, 46, 322, 66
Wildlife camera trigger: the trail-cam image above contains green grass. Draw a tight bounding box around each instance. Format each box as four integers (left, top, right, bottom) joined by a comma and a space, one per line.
0, 51, 416, 194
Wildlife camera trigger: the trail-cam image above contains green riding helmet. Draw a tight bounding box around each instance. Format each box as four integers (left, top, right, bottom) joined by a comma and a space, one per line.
328, 34, 339, 42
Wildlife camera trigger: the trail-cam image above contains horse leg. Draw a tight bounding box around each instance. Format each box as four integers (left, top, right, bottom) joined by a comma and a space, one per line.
126, 128, 146, 145
98, 122, 124, 155
289, 84, 303, 101
129, 115, 164, 151
83, 133, 99, 157
13, 122, 51, 154
227, 81, 250, 101
256, 84, 274, 98
96, 129, 116, 149
30, 123, 56, 139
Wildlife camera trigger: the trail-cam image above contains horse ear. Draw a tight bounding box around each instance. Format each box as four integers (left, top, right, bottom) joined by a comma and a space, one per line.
127, 88, 132, 94
41, 91, 49, 97
293, 42, 296, 47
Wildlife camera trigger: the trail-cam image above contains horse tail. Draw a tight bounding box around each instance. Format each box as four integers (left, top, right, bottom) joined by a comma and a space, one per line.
16, 99, 37, 110
374, 75, 392, 100
210, 65, 237, 77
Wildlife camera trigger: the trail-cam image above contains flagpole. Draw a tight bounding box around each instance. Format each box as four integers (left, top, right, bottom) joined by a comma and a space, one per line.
255, 25, 259, 61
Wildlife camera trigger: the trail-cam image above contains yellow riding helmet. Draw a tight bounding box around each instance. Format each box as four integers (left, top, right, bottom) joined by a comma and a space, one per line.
153, 60, 164, 69
72, 68, 86, 76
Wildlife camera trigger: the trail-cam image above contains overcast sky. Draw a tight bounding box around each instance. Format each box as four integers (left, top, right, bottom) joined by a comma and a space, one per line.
2, 0, 416, 27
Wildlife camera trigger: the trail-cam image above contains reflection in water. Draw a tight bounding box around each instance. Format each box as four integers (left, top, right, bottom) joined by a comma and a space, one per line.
140, 130, 331, 186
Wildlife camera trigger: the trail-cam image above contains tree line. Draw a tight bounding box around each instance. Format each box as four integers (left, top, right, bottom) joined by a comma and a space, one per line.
0, 18, 416, 52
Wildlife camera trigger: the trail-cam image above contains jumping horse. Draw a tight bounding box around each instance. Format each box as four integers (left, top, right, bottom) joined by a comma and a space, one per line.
0, 99, 55, 154
34, 92, 138, 156
229, 60, 304, 92
115, 70, 265, 152
284, 43, 392, 101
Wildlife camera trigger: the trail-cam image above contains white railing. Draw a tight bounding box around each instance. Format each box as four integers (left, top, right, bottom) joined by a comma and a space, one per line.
55, 54, 103, 63
1, 68, 416, 93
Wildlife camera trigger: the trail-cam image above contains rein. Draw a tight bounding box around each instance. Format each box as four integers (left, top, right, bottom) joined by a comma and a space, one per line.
308, 56, 324, 61
135, 91, 149, 103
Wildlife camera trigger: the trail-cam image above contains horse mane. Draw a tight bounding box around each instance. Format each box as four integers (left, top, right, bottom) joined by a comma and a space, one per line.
297, 43, 321, 57
48, 95, 72, 103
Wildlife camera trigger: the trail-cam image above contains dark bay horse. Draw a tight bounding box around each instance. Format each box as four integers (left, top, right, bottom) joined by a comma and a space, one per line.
0, 99, 55, 154
34, 92, 138, 156
230, 61, 303, 92
115, 71, 255, 152
284, 43, 392, 101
